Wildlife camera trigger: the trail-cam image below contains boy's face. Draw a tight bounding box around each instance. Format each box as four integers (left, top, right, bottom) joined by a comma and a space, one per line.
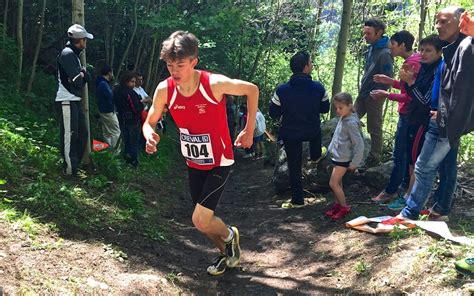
390, 40, 405, 57
166, 57, 198, 84
419, 44, 442, 64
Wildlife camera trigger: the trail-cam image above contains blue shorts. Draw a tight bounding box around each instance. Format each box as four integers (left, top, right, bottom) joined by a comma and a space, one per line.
254, 134, 264, 143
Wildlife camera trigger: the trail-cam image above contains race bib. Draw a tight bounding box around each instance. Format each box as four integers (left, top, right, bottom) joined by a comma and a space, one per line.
179, 128, 215, 165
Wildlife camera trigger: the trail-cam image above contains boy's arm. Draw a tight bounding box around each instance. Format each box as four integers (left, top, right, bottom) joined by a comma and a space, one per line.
269, 91, 282, 119
320, 89, 330, 114
210, 74, 259, 148
143, 81, 168, 154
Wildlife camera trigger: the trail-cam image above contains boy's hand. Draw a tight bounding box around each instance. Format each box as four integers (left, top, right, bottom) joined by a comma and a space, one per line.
234, 129, 253, 148
373, 74, 393, 85
370, 89, 389, 100
145, 132, 160, 154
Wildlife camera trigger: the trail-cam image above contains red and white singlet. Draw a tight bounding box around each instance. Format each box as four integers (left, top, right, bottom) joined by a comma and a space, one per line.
166, 70, 234, 170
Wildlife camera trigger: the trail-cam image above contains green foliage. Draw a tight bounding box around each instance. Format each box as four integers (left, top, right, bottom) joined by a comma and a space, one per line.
355, 260, 369, 274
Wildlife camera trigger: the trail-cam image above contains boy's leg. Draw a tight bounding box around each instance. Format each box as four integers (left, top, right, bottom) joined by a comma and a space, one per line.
366, 97, 385, 162
385, 114, 408, 194
192, 204, 229, 252
188, 166, 241, 272
309, 132, 322, 161
283, 140, 304, 205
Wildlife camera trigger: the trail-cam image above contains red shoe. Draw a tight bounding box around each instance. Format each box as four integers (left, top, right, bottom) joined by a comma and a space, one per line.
331, 206, 351, 220
325, 203, 342, 217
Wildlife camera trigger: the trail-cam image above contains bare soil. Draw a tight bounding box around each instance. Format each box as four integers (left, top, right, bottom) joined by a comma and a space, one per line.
1, 151, 473, 295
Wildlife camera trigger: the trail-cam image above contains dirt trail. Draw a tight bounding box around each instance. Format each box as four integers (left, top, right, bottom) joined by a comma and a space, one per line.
1, 151, 472, 294
146, 152, 471, 295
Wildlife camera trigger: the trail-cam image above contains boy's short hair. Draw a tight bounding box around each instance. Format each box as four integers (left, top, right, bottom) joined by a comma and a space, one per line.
364, 18, 386, 33
290, 51, 310, 74
419, 34, 444, 52
390, 30, 415, 51
100, 65, 112, 76
160, 31, 199, 62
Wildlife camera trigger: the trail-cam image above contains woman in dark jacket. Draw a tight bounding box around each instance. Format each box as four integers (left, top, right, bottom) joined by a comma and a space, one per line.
114, 71, 144, 167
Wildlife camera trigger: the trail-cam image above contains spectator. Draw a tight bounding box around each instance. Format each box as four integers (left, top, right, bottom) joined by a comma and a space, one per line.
254, 109, 266, 158
355, 18, 394, 166
397, 34, 444, 210
54, 24, 93, 176
326, 93, 364, 220
399, 6, 473, 221
95, 65, 121, 150
370, 30, 421, 208
269, 50, 330, 209
114, 72, 144, 167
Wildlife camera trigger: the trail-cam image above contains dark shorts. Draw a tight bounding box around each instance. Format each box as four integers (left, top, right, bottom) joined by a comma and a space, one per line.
254, 134, 264, 143
187, 166, 231, 211
331, 159, 350, 168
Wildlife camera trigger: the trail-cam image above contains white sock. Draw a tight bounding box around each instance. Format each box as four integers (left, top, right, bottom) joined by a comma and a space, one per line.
223, 227, 234, 243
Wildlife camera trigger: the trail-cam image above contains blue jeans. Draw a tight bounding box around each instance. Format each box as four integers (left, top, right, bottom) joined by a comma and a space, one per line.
432, 145, 458, 215
385, 114, 410, 194
401, 119, 457, 219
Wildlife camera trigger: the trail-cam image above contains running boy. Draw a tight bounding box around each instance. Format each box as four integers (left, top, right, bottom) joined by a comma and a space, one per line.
326, 93, 364, 220
143, 31, 259, 275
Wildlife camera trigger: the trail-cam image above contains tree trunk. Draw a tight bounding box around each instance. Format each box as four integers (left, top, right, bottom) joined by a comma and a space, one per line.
309, 0, 324, 57
145, 36, 158, 89
110, 24, 116, 70
133, 33, 145, 71
418, 0, 428, 42
237, 24, 244, 79
72, 0, 91, 164
16, 0, 24, 91
104, 24, 110, 65
26, 0, 47, 93
116, 0, 138, 79
2, 0, 8, 51
331, 0, 353, 117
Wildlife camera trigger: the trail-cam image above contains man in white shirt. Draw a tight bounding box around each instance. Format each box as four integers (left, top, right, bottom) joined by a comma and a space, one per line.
133, 73, 152, 108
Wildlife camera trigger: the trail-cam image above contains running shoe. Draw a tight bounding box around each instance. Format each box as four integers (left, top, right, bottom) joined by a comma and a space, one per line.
225, 226, 241, 268
207, 253, 227, 276
387, 197, 406, 211
331, 206, 351, 220
454, 258, 474, 277
325, 203, 342, 217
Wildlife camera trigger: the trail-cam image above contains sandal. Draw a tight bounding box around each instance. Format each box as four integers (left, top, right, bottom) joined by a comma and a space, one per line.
281, 201, 305, 209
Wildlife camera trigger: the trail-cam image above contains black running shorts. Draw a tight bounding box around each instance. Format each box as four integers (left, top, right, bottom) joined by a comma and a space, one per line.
187, 166, 231, 211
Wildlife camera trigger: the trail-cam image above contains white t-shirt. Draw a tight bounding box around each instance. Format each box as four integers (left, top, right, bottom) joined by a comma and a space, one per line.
133, 86, 149, 100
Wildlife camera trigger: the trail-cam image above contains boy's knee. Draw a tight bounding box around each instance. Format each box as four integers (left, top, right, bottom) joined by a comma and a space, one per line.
192, 212, 211, 233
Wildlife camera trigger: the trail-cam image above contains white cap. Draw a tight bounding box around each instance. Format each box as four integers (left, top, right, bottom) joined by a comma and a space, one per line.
67, 24, 94, 40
